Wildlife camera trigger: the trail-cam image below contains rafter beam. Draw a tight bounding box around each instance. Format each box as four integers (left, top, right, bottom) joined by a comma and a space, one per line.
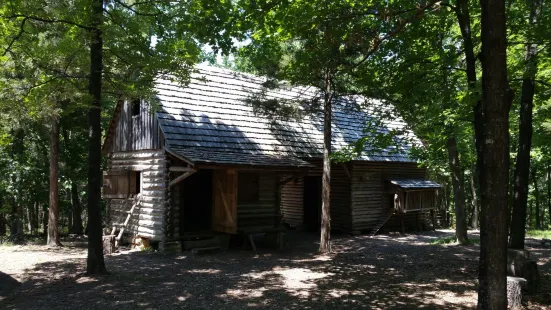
169, 166, 195, 172
169, 170, 196, 187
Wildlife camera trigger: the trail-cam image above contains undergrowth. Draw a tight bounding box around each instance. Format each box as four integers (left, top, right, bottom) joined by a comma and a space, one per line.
430, 235, 480, 246
527, 230, 551, 239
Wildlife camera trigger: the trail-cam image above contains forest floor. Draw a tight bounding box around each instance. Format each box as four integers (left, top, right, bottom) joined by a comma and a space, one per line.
1, 230, 550, 309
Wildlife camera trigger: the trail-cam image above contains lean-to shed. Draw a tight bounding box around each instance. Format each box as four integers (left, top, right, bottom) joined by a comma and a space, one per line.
102, 65, 440, 249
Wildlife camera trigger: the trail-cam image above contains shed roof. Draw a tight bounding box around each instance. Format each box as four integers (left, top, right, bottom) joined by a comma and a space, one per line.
389, 179, 442, 189
154, 65, 419, 166
166, 145, 314, 168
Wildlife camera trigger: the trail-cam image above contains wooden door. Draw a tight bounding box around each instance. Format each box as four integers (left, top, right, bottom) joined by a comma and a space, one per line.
103, 170, 130, 198
212, 169, 237, 234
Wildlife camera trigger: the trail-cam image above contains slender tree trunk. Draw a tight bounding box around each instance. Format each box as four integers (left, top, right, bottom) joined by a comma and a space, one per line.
86, 0, 108, 274
27, 203, 33, 233
528, 199, 533, 228
42, 204, 48, 236
33, 202, 39, 234
0, 213, 6, 237
533, 168, 541, 230
547, 163, 550, 228
509, 0, 540, 249
455, 0, 485, 232
470, 173, 479, 229
446, 136, 469, 244
477, 0, 512, 308
71, 182, 84, 235
319, 69, 333, 254
48, 117, 62, 246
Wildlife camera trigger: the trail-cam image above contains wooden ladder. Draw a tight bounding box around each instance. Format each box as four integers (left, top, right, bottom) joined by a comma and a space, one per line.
370, 207, 395, 236
111, 194, 141, 245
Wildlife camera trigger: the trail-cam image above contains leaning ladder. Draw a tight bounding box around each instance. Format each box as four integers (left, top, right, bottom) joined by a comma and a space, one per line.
111, 194, 141, 245
370, 207, 395, 236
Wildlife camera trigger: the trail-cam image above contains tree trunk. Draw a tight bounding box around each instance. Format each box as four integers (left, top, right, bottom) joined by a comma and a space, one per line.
48, 116, 62, 246
509, 0, 540, 250
470, 173, 479, 229
529, 199, 533, 228
446, 136, 469, 244
33, 202, 39, 234
0, 213, 6, 236
27, 203, 33, 233
547, 163, 550, 228
477, 0, 512, 308
42, 204, 48, 236
533, 168, 541, 230
86, 0, 108, 274
319, 70, 333, 254
71, 182, 84, 235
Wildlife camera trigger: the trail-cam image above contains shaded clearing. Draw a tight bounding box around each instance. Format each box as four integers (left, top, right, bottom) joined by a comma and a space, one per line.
1, 231, 550, 309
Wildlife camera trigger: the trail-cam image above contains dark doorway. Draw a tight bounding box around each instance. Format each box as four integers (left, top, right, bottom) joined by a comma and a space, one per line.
180, 169, 213, 233
303, 176, 322, 231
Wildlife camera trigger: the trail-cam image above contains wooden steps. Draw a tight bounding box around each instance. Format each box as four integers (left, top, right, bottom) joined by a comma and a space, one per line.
181, 232, 222, 254
110, 194, 141, 246
370, 208, 395, 236
183, 237, 221, 250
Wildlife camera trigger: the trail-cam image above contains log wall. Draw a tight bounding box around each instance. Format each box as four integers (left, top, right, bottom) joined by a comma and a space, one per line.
281, 177, 303, 227
107, 100, 161, 153
280, 162, 352, 232
237, 172, 279, 231
351, 162, 427, 232
106, 150, 168, 241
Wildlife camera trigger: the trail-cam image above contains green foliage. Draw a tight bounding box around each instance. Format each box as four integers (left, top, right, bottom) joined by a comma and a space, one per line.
526, 230, 551, 239
0, 0, 236, 233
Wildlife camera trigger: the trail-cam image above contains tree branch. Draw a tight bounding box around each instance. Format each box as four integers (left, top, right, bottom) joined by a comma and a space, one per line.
341, 0, 441, 74
112, 0, 166, 17
2, 14, 94, 30
2, 17, 28, 56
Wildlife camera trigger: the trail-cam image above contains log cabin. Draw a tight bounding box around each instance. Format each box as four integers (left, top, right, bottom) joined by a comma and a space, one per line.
102, 65, 441, 251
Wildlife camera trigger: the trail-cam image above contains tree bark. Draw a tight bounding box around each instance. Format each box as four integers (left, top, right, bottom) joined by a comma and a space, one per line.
477, 0, 512, 308
71, 182, 84, 235
446, 136, 469, 244
42, 204, 48, 236
533, 168, 541, 230
509, 0, 540, 250
455, 0, 484, 230
47, 116, 62, 246
33, 202, 39, 234
27, 203, 33, 233
529, 199, 533, 228
547, 163, 550, 228
86, 0, 108, 274
319, 69, 333, 254
469, 173, 479, 229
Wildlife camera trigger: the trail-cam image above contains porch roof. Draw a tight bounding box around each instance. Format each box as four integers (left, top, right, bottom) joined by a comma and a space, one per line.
389, 179, 442, 190
167, 146, 315, 168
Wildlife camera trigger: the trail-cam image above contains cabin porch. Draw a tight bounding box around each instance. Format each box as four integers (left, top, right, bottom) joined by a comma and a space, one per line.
166, 148, 311, 251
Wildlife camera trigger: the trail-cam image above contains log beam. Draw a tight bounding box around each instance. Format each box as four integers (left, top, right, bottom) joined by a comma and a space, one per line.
169, 171, 196, 187
169, 166, 196, 172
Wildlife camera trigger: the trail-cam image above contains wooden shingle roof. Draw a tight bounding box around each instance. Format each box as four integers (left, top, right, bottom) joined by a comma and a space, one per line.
155, 65, 418, 166
390, 179, 442, 189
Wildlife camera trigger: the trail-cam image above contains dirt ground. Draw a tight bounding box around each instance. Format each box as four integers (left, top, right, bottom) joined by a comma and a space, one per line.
1, 230, 550, 310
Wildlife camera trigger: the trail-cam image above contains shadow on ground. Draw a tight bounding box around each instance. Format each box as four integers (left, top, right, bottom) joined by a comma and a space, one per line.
2, 231, 550, 309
